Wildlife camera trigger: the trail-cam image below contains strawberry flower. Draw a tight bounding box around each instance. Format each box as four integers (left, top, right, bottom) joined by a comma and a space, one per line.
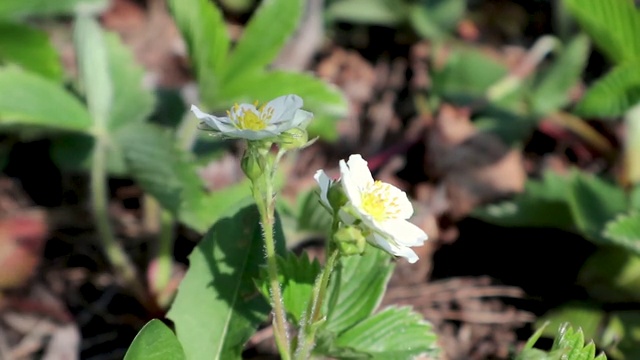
315, 155, 428, 263
191, 94, 313, 141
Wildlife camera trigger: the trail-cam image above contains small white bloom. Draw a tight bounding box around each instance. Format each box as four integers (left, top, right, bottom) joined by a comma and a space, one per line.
338, 154, 428, 263
191, 94, 313, 140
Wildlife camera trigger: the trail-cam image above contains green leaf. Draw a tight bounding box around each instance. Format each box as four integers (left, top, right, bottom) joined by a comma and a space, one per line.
118, 123, 184, 214
0, 21, 62, 81
531, 35, 590, 116
50, 133, 129, 175
515, 348, 558, 360
473, 171, 574, 229
551, 324, 602, 360
326, 0, 405, 26
124, 319, 186, 360
421, 0, 465, 31
279, 252, 321, 324
0, 67, 92, 132
537, 304, 604, 343
603, 212, 640, 255
516, 322, 551, 360
104, 33, 155, 131
567, 171, 627, 244
167, 0, 229, 103
222, 0, 304, 81
322, 246, 394, 334
518, 321, 607, 360
575, 62, 640, 118
296, 190, 333, 234
579, 247, 640, 302
409, 0, 465, 40
257, 252, 322, 324
333, 307, 439, 359
631, 185, 640, 210
74, 15, 111, 127
178, 162, 252, 233
167, 205, 285, 360
0, 0, 107, 19
408, 7, 446, 40
563, 0, 640, 62
523, 322, 549, 351
220, 71, 347, 140
603, 311, 640, 360
432, 47, 509, 104
553, 325, 583, 354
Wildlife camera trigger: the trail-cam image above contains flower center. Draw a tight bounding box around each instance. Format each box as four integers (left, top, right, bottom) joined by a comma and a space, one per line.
360, 181, 401, 221
237, 110, 266, 130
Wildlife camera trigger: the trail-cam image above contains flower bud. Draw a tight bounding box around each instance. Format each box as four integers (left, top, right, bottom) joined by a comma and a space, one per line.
241, 150, 265, 181
327, 185, 347, 211
332, 226, 366, 256
278, 128, 309, 150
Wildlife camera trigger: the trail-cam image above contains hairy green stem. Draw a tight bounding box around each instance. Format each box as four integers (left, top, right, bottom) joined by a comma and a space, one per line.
295, 248, 340, 360
251, 160, 291, 360
91, 136, 148, 305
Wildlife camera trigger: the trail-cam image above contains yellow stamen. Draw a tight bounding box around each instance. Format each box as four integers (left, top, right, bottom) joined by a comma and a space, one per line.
361, 181, 400, 221
237, 109, 267, 130
262, 106, 275, 121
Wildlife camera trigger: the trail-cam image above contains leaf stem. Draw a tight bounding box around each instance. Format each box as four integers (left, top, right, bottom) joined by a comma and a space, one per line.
177, 108, 201, 151
91, 135, 148, 306
625, 102, 640, 185
154, 208, 175, 308
250, 150, 291, 359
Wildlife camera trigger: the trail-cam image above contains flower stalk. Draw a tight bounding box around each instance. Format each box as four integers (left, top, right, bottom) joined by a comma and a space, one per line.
249, 148, 291, 360
295, 245, 340, 360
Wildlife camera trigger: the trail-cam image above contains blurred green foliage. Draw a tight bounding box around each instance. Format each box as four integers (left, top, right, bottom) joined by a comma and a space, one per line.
326, 0, 465, 41
168, 0, 347, 140
516, 322, 607, 360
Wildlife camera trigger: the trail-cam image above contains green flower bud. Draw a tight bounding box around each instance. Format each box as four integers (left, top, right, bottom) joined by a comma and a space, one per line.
332, 226, 366, 256
327, 185, 348, 211
241, 150, 265, 181
278, 128, 309, 150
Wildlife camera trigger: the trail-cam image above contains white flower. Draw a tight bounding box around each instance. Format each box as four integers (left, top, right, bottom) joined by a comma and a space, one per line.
315, 154, 428, 263
191, 94, 313, 140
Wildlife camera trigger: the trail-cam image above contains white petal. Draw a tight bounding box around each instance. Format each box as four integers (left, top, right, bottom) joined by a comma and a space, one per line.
377, 219, 427, 246
265, 123, 286, 134
265, 95, 303, 123
339, 159, 363, 207
271, 109, 312, 133
191, 105, 228, 131
313, 170, 332, 208
384, 184, 414, 219
210, 118, 238, 132
290, 109, 314, 128
370, 233, 419, 263
346, 155, 374, 188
